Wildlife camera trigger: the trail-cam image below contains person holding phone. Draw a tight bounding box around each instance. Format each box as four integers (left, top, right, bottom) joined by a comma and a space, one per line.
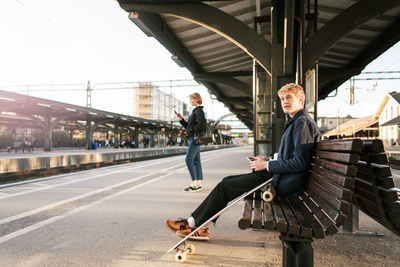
166, 83, 319, 240
175, 93, 207, 192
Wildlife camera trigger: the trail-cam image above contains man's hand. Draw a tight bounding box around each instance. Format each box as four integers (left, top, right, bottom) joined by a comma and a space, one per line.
250, 156, 269, 171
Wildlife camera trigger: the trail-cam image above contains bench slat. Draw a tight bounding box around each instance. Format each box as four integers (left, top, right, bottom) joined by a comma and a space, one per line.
359, 153, 388, 164
271, 198, 288, 232
307, 192, 348, 226
356, 168, 395, 188
380, 188, 400, 202
280, 197, 300, 235
263, 202, 275, 230
309, 171, 353, 201
311, 165, 355, 188
386, 201, 400, 214
301, 194, 339, 235
358, 163, 392, 178
287, 198, 313, 238
315, 150, 359, 164
292, 197, 325, 239
316, 139, 363, 152
356, 194, 382, 218
307, 181, 350, 212
238, 197, 253, 230
253, 197, 263, 229
362, 139, 385, 153
313, 158, 357, 176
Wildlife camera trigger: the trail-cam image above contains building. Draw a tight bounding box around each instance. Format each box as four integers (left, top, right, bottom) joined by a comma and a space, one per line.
321, 115, 379, 140
321, 92, 400, 144
317, 115, 353, 133
378, 92, 400, 147
132, 82, 190, 121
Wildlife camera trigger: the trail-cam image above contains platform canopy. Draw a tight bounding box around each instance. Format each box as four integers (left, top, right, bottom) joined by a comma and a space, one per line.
118, 0, 400, 129
0, 90, 182, 131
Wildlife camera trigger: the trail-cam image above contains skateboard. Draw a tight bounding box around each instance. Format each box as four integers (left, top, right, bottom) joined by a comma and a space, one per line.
167, 177, 274, 263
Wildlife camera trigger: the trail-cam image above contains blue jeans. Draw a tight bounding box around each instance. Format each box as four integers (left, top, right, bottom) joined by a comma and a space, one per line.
185, 136, 203, 181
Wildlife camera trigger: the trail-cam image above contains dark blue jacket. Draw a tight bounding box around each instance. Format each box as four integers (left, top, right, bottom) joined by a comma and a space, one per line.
268, 109, 320, 196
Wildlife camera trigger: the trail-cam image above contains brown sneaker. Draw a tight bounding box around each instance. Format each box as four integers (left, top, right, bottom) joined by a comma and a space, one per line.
165, 218, 190, 232
176, 227, 210, 241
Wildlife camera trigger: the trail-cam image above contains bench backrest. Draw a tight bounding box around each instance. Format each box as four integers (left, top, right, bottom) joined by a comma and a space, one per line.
355, 139, 400, 236
300, 139, 363, 238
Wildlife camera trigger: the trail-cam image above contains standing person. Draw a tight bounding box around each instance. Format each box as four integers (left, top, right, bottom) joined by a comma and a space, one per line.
175, 93, 207, 192
166, 83, 319, 240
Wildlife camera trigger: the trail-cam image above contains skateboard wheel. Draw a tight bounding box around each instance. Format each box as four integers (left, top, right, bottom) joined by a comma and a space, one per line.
262, 189, 274, 202
175, 251, 187, 263
185, 244, 195, 255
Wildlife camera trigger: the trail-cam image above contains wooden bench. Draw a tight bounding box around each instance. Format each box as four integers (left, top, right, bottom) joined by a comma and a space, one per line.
238, 139, 364, 266
351, 139, 400, 236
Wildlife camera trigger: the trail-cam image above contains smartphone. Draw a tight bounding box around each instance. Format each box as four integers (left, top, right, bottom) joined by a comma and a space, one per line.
247, 156, 254, 161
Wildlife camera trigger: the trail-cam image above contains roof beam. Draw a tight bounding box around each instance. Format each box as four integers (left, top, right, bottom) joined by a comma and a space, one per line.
194, 71, 252, 77
118, 1, 272, 75
318, 67, 361, 84
194, 74, 252, 97
218, 97, 252, 109
303, 0, 400, 72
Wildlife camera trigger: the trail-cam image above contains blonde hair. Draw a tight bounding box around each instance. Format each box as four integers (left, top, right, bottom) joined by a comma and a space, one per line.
189, 93, 202, 105
278, 83, 305, 103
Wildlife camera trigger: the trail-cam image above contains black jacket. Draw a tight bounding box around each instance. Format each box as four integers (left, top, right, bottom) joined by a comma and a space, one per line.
180, 106, 207, 136
268, 109, 320, 196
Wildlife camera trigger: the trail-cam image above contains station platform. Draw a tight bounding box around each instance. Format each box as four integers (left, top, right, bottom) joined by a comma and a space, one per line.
0, 145, 398, 266
0, 145, 235, 175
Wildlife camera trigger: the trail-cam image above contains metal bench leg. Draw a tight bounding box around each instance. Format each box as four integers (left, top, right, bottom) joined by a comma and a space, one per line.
340, 205, 383, 236
280, 235, 313, 267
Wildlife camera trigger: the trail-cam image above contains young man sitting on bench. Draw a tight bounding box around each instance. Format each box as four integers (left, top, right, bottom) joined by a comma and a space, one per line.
165, 83, 320, 240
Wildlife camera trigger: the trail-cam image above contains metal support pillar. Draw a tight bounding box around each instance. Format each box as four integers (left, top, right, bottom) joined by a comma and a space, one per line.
342, 204, 359, 233
254, 0, 298, 156
340, 205, 383, 236
70, 129, 74, 147
43, 130, 52, 151
42, 118, 53, 152
281, 235, 313, 267
85, 119, 93, 150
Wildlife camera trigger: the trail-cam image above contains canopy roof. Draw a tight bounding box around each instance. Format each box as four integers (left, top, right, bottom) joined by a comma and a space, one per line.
118, 0, 400, 129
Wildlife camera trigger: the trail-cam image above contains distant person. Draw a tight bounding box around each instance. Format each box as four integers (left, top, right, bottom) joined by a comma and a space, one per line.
32, 139, 37, 151
175, 93, 207, 192
166, 83, 319, 240
105, 139, 110, 148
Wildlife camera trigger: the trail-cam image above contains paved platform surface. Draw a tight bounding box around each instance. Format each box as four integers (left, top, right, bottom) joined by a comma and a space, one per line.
0, 146, 398, 266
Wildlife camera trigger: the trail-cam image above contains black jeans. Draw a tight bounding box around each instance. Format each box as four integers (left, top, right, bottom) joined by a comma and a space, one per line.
191, 171, 272, 227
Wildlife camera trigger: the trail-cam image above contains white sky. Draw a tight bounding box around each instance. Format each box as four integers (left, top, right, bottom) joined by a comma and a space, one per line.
0, 0, 399, 125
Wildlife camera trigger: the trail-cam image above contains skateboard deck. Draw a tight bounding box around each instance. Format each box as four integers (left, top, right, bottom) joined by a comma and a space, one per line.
167, 177, 273, 263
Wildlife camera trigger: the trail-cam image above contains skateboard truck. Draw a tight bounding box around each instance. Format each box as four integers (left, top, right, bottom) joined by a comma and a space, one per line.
174, 242, 195, 263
